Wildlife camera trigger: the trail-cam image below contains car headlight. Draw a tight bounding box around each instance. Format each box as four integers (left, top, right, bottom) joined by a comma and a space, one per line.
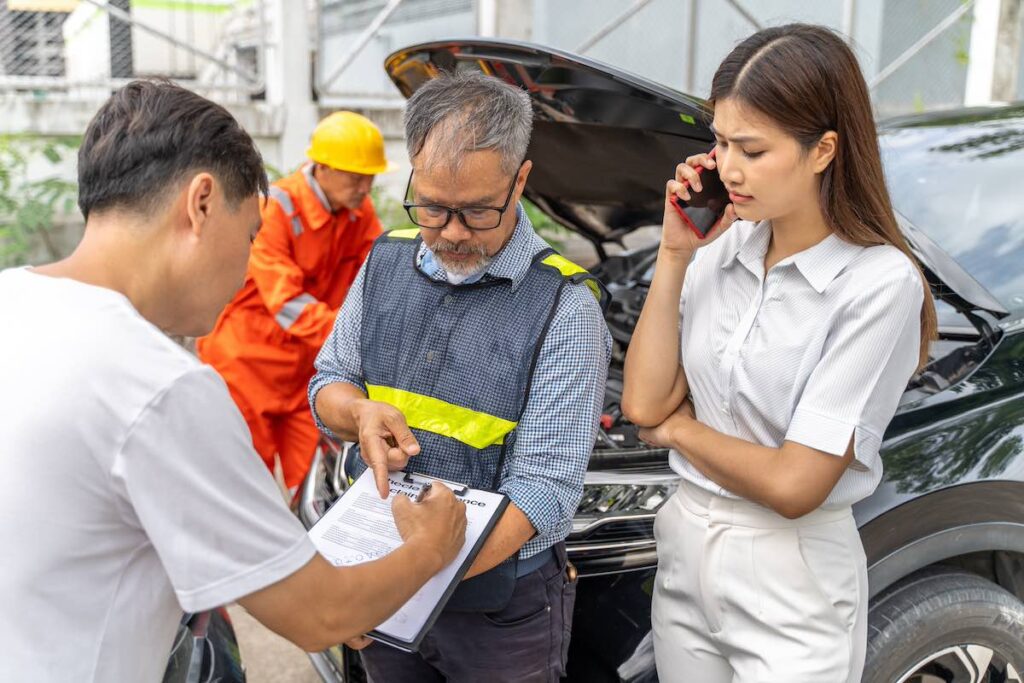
572, 470, 678, 536
577, 470, 678, 514
566, 449, 676, 573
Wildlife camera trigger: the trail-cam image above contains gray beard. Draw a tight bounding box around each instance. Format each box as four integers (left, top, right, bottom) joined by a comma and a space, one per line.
436, 252, 493, 281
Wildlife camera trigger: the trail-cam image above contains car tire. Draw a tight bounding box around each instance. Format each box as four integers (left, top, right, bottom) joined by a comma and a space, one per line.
864, 567, 1024, 682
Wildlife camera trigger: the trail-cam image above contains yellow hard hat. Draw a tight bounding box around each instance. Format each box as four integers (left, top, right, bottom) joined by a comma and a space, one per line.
306, 111, 398, 175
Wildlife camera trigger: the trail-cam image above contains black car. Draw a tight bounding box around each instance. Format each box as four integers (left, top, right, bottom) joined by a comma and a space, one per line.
297, 39, 1024, 683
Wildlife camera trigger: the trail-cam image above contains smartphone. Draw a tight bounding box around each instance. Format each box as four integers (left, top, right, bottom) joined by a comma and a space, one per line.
670, 148, 730, 239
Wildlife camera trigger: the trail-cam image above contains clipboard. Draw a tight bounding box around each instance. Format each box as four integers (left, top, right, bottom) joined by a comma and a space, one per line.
401, 470, 470, 496
306, 468, 509, 652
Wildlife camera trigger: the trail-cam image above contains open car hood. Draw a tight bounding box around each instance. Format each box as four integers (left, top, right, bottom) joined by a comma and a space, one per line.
384, 38, 1008, 319
385, 39, 713, 253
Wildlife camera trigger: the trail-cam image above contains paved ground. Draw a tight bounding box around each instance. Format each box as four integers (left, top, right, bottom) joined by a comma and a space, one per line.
228, 604, 321, 683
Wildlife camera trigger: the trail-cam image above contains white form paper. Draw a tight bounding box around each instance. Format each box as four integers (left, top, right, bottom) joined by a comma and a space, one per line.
307, 468, 507, 646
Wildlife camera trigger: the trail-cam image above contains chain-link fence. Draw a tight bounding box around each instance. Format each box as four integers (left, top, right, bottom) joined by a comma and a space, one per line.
532, 0, 990, 120
0, 0, 266, 102
312, 0, 1021, 120
869, 0, 975, 120
3, 1, 1004, 119
0, 0, 273, 268
0, 4, 66, 80
316, 0, 473, 104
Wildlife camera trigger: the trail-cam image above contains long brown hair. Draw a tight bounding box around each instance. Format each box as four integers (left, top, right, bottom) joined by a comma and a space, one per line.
709, 23, 937, 369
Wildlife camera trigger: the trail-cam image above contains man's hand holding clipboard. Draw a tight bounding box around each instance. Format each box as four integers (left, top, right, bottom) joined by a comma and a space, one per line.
392, 480, 465, 569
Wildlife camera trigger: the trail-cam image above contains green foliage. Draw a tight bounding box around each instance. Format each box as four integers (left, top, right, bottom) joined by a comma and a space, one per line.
522, 198, 570, 250
371, 185, 418, 232
0, 144, 288, 268
264, 162, 285, 183
954, 45, 970, 67
953, 30, 970, 67
912, 91, 926, 114
0, 143, 573, 267
0, 135, 81, 267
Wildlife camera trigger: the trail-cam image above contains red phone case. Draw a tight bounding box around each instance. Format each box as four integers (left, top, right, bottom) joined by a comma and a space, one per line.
670, 149, 719, 239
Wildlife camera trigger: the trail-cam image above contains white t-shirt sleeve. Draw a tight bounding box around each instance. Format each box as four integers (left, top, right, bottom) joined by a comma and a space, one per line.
111, 366, 317, 613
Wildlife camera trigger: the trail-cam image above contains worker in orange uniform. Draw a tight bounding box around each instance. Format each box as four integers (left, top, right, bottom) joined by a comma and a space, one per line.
198, 111, 395, 491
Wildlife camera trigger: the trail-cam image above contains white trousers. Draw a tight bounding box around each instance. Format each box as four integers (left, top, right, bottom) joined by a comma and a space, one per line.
651, 480, 868, 682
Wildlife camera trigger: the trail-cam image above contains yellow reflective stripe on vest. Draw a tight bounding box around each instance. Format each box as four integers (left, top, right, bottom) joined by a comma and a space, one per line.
366, 384, 517, 449
541, 254, 602, 303
387, 228, 420, 239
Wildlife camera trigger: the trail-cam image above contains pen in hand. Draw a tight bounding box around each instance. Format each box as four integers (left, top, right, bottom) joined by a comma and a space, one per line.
413, 481, 432, 503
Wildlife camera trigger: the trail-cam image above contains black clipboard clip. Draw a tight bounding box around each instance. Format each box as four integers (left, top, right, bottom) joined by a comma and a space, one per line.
401, 471, 470, 497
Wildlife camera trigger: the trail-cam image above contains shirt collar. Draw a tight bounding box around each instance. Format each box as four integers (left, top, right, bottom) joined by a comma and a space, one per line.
725, 220, 773, 279
791, 232, 865, 293
724, 220, 864, 293
417, 203, 546, 289
302, 164, 361, 228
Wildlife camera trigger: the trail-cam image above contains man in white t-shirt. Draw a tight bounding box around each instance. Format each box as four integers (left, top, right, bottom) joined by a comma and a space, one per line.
0, 80, 467, 683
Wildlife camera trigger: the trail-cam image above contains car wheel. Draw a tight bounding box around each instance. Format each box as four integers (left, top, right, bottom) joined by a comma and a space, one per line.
864, 568, 1024, 682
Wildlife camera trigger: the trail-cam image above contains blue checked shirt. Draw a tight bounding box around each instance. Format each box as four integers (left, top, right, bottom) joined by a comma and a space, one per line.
310, 204, 612, 559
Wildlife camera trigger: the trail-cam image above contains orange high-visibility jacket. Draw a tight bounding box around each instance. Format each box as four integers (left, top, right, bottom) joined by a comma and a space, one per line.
198, 167, 382, 401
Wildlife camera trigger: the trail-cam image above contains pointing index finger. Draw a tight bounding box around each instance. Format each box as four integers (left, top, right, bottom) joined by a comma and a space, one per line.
364, 435, 391, 499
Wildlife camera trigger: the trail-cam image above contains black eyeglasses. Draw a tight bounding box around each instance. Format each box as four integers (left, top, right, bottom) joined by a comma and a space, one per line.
402, 166, 521, 231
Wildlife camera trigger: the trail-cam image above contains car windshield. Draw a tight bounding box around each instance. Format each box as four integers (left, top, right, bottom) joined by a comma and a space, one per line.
880, 114, 1024, 325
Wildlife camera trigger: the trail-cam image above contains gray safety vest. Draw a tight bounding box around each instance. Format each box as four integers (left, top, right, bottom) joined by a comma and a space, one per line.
346, 228, 606, 492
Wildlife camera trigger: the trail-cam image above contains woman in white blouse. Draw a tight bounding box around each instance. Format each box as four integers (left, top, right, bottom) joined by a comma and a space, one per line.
622, 24, 937, 682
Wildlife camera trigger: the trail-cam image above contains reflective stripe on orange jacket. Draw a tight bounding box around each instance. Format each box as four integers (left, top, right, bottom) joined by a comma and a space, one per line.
197, 166, 382, 400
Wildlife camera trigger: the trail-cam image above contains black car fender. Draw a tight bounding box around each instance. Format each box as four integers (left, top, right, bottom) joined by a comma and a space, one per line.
859, 480, 1024, 599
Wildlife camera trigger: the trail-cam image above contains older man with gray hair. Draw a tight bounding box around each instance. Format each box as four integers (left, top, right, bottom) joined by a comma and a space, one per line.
309, 71, 611, 681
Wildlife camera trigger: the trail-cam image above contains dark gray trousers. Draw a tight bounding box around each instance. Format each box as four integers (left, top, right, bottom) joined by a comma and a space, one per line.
361, 555, 576, 683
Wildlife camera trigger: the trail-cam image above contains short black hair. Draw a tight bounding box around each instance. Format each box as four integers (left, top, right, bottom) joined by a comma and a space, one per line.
77, 79, 268, 219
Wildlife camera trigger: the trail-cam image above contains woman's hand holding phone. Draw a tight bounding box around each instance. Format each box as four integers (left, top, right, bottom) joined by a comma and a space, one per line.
627, 156, 726, 432
662, 152, 737, 256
